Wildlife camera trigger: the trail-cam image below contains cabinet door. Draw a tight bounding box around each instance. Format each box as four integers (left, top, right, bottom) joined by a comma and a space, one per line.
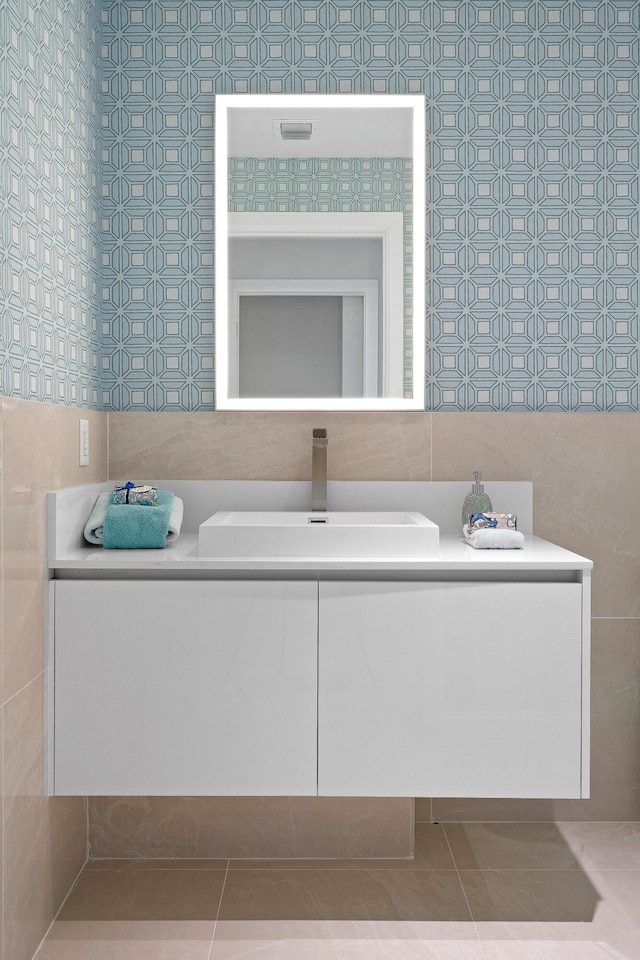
54, 580, 318, 795
318, 581, 584, 798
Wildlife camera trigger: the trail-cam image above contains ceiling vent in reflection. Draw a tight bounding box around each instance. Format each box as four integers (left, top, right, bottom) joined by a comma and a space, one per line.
279, 121, 314, 140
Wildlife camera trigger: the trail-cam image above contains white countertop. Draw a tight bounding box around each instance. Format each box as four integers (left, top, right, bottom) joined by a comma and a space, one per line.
47, 480, 592, 578
49, 532, 592, 575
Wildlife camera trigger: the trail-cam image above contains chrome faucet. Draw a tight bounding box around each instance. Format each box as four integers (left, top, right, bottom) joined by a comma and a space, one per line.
311, 428, 328, 511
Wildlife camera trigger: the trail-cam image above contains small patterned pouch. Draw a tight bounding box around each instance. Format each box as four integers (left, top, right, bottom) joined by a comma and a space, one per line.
469, 512, 518, 531
112, 482, 158, 506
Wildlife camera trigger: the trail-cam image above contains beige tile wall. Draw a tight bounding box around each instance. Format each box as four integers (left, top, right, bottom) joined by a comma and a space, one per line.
87, 796, 414, 860
108, 410, 432, 481
1, 398, 108, 960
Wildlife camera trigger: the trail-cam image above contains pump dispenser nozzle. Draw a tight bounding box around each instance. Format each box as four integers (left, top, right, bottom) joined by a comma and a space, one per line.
472, 470, 484, 494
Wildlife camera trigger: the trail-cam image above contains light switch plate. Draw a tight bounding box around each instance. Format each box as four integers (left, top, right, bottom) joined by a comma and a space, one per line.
78, 419, 89, 466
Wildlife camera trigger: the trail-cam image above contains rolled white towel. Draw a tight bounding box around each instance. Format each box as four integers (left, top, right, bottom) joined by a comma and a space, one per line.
463, 523, 524, 550
84, 491, 184, 545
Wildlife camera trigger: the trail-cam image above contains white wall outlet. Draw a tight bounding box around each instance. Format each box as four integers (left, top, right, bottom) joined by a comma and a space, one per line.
78, 419, 89, 467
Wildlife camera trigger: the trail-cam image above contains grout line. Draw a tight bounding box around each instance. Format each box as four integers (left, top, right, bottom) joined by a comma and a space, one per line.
1, 668, 45, 712
433, 866, 640, 872
30, 854, 89, 960
208, 859, 231, 959
441, 823, 490, 960
428, 818, 640, 825
409, 797, 414, 857
591, 615, 640, 620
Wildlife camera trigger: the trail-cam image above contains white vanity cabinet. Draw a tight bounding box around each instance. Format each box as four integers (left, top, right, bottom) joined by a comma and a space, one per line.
52, 575, 588, 799
318, 581, 584, 798
53, 580, 318, 796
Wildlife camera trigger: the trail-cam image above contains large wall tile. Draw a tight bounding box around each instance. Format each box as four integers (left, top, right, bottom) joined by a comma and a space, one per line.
2, 399, 62, 702
431, 413, 532, 481
532, 413, 640, 618
3, 677, 85, 960
1, 400, 109, 704
1, 399, 107, 960
108, 411, 431, 481
88, 797, 413, 860
4, 679, 50, 960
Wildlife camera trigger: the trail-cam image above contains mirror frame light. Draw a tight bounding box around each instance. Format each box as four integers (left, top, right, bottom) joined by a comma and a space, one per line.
214, 94, 425, 411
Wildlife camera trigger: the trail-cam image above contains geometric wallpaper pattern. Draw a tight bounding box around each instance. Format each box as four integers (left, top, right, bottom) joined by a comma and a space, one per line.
228, 157, 411, 216
1, 0, 102, 407
99, 0, 640, 412
5, 0, 640, 412
229, 156, 413, 396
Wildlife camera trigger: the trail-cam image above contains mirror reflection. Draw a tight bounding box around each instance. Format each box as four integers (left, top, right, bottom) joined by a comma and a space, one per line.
215, 95, 425, 411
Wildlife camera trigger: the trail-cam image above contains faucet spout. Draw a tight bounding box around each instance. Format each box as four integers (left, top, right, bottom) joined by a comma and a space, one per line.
311, 428, 328, 511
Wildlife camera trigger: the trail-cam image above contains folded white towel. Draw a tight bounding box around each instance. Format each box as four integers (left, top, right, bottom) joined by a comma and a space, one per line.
463, 523, 524, 550
84, 491, 184, 545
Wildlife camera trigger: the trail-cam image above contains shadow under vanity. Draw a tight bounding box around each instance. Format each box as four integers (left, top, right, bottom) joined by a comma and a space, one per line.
46, 480, 591, 829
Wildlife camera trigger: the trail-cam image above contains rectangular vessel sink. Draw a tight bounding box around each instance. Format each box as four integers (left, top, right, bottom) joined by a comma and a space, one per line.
198, 511, 439, 560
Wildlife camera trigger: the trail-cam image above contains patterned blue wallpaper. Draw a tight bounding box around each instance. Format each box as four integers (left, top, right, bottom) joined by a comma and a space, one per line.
99, 0, 640, 412
1, 0, 102, 407
228, 156, 411, 215
5, 1, 640, 412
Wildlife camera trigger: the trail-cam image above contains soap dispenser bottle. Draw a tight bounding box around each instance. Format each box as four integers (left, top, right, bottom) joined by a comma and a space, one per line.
461, 470, 493, 527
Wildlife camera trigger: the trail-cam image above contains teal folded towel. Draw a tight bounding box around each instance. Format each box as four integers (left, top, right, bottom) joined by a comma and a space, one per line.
103, 490, 175, 549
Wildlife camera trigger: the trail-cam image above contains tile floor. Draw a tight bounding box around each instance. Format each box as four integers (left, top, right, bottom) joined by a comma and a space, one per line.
34, 821, 640, 960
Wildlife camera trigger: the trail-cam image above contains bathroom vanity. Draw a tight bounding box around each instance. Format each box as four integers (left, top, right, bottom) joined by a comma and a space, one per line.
47, 480, 592, 800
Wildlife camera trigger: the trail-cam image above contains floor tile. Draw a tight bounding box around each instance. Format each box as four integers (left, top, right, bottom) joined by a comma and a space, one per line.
34, 920, 214, 960
34, 822, 640, 960
445, 822, 585, 870
209, 925, 486, 959
218, 869, 472, 922
468, 868, 640, 959
228, 822, 455, 871
460, 869, 601, 924
57, 868, 227, 921
213, 917, 481, 940
556, 821, 640, 870
479, 941, 629, 959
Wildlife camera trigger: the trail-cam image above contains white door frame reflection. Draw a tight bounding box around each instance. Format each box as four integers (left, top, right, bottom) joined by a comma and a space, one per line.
228, 211, 402, 399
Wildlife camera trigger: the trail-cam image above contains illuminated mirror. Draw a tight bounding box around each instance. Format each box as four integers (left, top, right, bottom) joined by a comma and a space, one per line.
215, 94, 425, 410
